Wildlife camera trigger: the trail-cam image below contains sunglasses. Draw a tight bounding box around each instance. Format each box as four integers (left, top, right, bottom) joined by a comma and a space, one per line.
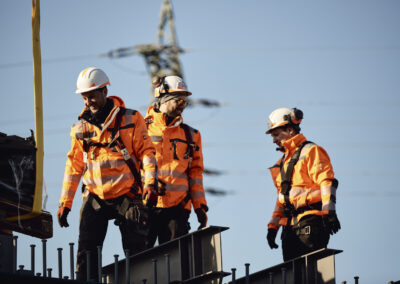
174, 98, 188, 106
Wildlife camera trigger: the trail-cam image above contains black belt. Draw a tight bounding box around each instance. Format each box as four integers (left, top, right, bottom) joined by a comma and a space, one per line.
284, 201, 322, 218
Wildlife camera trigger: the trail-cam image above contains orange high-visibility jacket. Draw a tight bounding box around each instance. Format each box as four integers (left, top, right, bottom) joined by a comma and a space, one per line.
59, 96, 156, 209
144, 106, 207, 210
268, 134, 337, 231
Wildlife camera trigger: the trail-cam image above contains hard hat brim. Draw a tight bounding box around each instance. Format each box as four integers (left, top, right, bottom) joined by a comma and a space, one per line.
76, 82, 110, 94
265, 121, 290, 134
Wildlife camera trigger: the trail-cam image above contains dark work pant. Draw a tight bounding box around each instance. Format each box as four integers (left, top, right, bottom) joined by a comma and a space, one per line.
76, 193, 147, 281
146, 205, 190, 248
281, 215, 330, 262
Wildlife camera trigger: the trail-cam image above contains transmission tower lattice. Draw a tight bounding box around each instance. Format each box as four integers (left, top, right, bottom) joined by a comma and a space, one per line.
134, 0, 185, 84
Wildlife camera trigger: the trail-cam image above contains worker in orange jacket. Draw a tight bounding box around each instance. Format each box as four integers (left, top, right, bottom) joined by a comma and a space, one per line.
265, 107, 340, 261
57, 67, 157, 281
144, 75, 208, 247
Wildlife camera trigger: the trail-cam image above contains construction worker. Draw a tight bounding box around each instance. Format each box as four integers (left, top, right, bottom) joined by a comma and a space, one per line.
265, 107, 340, 261
57, 67, 157, 281
144, 75, 208, 247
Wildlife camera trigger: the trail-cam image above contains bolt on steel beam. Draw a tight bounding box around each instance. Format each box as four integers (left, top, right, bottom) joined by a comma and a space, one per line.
57, 248, 63, 279
97, 245, 102, 283
114, 254, 119, 284
30, 244, 36, 274
245, 263, 250, 284
69, 243, 74, 280
231, 268, 236, 283
42, 239, 47, 277
152, 258, 158, 284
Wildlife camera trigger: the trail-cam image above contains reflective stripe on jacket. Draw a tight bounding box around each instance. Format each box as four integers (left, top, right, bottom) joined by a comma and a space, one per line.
268, 133, 337, 230
59, 96, 156, 209
145, 106, 207, 209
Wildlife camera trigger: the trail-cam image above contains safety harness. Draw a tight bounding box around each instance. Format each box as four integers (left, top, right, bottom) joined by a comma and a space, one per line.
180, 123, 199, 204
169, 124, 199, 163
81, 107, 142, 195
145, 117, 199, 205
280, 141, 322, 229
80, 107, 148, 225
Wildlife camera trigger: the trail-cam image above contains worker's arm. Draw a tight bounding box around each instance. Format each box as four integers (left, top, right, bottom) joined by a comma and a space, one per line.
188, 130, 207, 210
268, 159, 284, 231
306, 145, 337, 215
268, 197, 284, 231
188, 130, 208, 229
307, 145, 340, 234
59, 125, 85, 210
131, 111, 157, 201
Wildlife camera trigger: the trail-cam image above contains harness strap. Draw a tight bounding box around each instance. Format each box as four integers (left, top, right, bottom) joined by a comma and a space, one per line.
144, 119, 197, 204
181, 124, 199, 163
181, 123, 199, 205
280, 141, 312, 227
113, 108, 142, 194
81, 122, 91, 173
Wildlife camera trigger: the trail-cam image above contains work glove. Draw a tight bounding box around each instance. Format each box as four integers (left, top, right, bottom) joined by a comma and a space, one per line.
157, 180, 166, 196
126, 201, 149, 228
195, 204, 208, 230
266, 228, 279, 249
322, 212, 341, 235
143, 186, 158, 208
57, 206, 70, 228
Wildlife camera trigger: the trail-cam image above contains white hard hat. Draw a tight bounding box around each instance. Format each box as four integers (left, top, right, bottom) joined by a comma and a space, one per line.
153, 75, 192, 98
76, 67, 110, 94
266, 107, 303, 134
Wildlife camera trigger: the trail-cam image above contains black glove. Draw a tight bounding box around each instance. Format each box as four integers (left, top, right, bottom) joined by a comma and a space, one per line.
195, 206, 208, 230
57, 206, 70, 228
322, 212, 341, 235
124, 199, 149, 229
266, 228, 279, 249
143, 187, 158, 208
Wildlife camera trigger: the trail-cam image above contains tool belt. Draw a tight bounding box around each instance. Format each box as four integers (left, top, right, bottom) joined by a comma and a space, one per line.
283, 212, 324, 236
83, 185, 147, 228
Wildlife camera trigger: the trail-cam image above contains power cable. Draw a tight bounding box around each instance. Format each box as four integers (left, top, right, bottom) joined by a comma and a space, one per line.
0, 54, 97, 69
191, 44, 400, 53
2, 43, 399, 70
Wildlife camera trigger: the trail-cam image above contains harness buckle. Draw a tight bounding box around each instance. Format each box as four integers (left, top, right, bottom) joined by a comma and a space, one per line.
304, 225, 311, 235
120, 148, 131, 160
83, 152, 88, 163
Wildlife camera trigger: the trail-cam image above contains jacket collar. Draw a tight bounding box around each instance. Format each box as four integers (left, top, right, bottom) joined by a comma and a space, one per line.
79, 96, 126, 130
281, 133, 307, 157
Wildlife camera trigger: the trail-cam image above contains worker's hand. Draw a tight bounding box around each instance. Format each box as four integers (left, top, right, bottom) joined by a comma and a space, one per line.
57, 206, 70, 228
322, 212, 341, 235
143, 186, 158, 208
266, 228, 279, 249
195, 205, 208, 230
157, 180, 166, 196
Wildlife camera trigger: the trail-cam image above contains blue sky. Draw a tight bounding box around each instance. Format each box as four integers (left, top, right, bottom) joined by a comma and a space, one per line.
1, 1, 399, 283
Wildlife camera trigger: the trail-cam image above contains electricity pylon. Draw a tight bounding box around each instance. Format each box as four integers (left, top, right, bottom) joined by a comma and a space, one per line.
100, 1, 227, 190
136, 0, 184, 80
101, 0, 221, 106
102, 0, 184, 89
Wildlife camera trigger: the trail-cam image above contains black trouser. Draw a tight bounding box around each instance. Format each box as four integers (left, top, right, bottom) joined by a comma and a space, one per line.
76, 193, 147, 281
281, 215, 330, 262
146, 205, 190, 248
